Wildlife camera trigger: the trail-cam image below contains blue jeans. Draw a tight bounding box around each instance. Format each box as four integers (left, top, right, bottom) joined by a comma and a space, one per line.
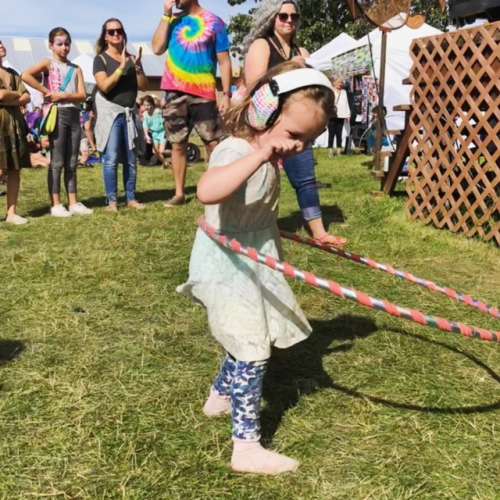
283, 148, 322, 222
102, 114, 138, 204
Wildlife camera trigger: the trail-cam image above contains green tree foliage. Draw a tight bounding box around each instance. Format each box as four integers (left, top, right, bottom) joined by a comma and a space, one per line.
227, 0, 448, 52
411, 0, 449, 31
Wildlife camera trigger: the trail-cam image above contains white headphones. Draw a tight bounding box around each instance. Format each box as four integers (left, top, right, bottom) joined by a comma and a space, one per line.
247, 68, 333, 130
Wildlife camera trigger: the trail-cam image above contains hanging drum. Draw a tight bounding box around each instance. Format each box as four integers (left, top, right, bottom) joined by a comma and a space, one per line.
355, 0, 412, 29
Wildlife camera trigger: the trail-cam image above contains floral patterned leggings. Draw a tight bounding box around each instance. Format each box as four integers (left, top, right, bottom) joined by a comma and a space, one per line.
213, 354, 268, 441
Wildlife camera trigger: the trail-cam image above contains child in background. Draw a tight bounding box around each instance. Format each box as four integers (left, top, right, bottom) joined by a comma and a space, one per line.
0, 39, 31, 224
22, 27, 92, 217
79, 100, 97, 167
178, 63, 335, 475
142, 95, 168, 167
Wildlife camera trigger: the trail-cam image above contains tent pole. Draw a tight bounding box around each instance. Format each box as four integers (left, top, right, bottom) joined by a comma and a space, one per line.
374, 28, 388, 173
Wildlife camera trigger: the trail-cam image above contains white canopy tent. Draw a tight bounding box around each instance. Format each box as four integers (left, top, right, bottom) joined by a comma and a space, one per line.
72, 54, 96, 85
307, 32, 358, 71
310, 20, 443, 132
357, 22, 443, 130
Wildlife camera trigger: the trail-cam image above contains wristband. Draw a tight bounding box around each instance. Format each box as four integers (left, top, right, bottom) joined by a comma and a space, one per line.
115, 68, 124, 77
222, 91, 232, 98
162, 15, 172, 23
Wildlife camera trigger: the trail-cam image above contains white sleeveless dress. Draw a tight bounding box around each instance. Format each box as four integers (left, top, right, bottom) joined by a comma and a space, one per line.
177, 137, 311, 362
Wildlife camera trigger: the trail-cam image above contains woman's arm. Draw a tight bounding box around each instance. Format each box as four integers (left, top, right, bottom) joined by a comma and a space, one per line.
94, 48, 129, 94
21, 59, 51, 96
244, 39, 271, 89
131, 47, 148, 91
136, 66, 148, 92
0, 89, 30, 106
51, 67, 86, 104
94, 70, 121, 95
197, 138, 302, 205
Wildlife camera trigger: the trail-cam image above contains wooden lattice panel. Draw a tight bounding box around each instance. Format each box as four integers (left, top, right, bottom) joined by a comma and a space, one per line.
406, 22, 500, 244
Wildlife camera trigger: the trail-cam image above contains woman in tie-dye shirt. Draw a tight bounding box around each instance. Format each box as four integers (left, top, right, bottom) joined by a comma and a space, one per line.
152, 0, 232, 207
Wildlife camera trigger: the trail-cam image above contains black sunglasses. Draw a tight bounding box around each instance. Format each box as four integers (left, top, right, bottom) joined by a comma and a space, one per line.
277, 13, 300, 23
106, 28, 124, 36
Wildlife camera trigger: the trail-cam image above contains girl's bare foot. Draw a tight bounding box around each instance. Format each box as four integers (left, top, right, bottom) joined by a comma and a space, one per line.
231, 440, 299, 475
203, 387, 231, 417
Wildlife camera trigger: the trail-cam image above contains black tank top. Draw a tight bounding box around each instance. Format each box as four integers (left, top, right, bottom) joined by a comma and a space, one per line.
264, 36, 301, 70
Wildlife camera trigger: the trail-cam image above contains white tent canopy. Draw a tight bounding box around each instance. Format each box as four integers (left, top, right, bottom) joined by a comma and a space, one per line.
309, 21, 443, 130
307, 32, 358, 71
72, 54, 96, 84
357, 22, 442, 130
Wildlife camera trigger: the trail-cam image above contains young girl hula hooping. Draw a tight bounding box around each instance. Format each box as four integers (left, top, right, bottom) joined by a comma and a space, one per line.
22, 27, 92, 217
178, 62, 335, 475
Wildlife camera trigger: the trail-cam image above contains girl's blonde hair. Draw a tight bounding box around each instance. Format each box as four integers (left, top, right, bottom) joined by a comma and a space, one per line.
224, 61, 334, 140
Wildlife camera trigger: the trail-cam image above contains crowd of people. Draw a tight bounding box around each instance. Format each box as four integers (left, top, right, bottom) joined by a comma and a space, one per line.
1, 0, 351, 476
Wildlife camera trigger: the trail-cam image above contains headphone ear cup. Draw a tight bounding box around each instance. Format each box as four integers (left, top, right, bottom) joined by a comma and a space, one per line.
246, 83, 280, 131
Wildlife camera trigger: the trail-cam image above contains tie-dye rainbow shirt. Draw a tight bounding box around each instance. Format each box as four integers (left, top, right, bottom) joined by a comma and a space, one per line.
161, 10, 230, 101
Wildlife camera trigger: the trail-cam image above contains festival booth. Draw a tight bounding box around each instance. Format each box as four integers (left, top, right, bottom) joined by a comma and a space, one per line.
354, 22, 443, 131
308, 33, 358, 148
311, 21, 442, 149
307, 32, 358, 71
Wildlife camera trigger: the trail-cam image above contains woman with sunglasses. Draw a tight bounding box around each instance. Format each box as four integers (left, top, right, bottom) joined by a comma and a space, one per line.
244, 0, 347, 247
93, 18, 148, 212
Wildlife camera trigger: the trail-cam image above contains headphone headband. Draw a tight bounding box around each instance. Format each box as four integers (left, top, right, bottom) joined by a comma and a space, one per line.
271, 68, 333, 96
247, 68, 333, 131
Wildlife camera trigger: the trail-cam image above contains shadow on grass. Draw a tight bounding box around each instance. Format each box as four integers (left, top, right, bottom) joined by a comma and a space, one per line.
0, 340, 24, 366
261, 314, 376, 444
0, 340, 25, 393
138, 185, 197, 204
278, 204, 346, 234
26, 185, 198, 217
262, 321, 500, 443
390, 190, 408, 199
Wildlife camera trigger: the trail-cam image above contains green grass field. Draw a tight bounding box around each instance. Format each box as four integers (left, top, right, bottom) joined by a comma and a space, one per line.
1, 152, 499, 499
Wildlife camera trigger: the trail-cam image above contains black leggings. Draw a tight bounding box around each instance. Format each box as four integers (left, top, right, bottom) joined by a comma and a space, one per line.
328, 118, 344, 149
48, 107, 81, 195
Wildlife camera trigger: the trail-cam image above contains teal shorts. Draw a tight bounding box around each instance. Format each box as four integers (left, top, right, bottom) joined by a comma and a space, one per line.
152, 131, 166, 146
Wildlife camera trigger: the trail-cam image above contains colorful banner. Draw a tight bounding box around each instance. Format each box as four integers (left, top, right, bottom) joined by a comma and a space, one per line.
330, 45, 372, 79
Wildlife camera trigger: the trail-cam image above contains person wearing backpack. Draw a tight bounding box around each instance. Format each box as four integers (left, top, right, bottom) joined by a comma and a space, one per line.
22, 27, 92, 217
93, 18, 148, 212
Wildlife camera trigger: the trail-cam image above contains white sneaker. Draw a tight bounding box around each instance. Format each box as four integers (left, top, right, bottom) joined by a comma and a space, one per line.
69, 202, 93, 216
50, 204, 72, 218
5, 214, 28, 225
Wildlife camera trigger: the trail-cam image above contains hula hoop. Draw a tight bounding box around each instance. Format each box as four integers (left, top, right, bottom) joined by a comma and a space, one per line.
198, 219, 500, 344
280, 231, 499, 320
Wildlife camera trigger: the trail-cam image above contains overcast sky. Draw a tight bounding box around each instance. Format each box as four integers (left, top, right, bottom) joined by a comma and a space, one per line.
0, 0, 254, 40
